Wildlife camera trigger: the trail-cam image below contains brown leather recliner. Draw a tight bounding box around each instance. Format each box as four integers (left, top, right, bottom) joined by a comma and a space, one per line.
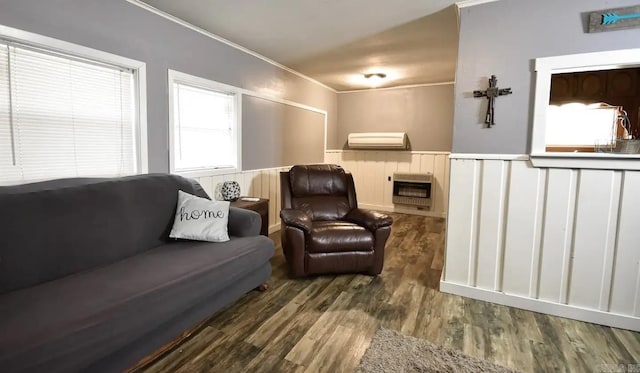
279, 164, 393, 278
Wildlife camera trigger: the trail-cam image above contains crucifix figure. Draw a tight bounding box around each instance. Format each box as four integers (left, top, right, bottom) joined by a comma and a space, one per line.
473, 75, 512, 128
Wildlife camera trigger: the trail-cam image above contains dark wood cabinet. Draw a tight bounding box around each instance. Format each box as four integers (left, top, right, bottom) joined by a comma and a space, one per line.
608, 69, 637, 97
576, 73, 606, 98
550, 75, 574, 101
230, 197, 269, 237
550, 67, 640, 138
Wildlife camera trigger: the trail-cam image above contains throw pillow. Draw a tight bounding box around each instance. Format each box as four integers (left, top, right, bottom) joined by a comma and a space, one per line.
169, 190, 230, 242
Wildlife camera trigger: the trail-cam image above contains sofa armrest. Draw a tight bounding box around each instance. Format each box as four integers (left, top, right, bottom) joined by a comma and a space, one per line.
228, 206, 261, 237
345, 208, 393, 232
280, 209, 312, 234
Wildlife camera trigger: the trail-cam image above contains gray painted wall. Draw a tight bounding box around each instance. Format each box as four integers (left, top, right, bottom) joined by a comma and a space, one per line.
337, 84, 454, 151
242, 95, 325, 170
453, 0, 640, 154
0, 0, 337, 172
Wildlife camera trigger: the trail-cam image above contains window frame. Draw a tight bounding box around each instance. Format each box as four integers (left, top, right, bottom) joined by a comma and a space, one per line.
167, 69, 242, 177
0, 24, 148, 179
531, 48, 640, 170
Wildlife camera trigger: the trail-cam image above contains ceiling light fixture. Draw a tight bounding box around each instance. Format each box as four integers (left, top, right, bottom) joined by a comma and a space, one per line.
364, 72, 386, 88
364, 73, 386, 79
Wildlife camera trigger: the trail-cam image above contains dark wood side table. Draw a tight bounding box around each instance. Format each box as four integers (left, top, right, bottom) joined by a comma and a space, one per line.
230, 197, 269, 237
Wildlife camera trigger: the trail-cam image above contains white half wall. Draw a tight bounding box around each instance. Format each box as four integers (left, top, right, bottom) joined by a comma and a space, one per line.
325, 150, 450, 218
441, 154, 640, 331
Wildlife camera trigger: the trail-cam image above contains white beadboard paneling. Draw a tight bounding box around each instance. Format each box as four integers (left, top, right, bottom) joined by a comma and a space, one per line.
433, 155, 446, 215
244, 172, 255, 196
528, 168, 547, 298
538, 169, 577, 303
269, 169, 277, 227
397, 153, 412, 173
568, 170, 617, 309
443, 157, 640, 331
598, 172, 622, 311
444, 159, 478, 285
324, 150, 450, 217
193, 151, 450, 233
418, 154, 435, 209
192, 166, 289, 234
252, 171, 261, 197
410, 153, 422, 173
325, 151, 336, 164
198, 176, 213, 197
383, 153, 398, 207
359, 152, 373, 203
502, 162, 541, 296
371, 152, 386, 208
475, 160, 508, 290
609, 171, 640, 316
260, 171, 270, 200
443, 155, 450, 213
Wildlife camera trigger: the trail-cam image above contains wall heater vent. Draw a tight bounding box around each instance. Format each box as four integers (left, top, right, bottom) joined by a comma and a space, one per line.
392, 172, 432, 208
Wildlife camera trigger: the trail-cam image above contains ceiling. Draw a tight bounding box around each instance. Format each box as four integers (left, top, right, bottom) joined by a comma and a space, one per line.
140, 0, 462, 91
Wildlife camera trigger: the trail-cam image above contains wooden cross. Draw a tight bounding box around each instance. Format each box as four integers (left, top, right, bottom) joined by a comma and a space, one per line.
473, 75, 512, 128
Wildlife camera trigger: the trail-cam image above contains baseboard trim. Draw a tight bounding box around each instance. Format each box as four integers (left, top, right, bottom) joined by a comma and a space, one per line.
440, 281, 640, 332
360, 203, 447, 218
268, 223, 280, 235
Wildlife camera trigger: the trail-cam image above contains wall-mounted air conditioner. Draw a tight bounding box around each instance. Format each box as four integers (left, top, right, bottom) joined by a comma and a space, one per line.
347, 132, 408, 150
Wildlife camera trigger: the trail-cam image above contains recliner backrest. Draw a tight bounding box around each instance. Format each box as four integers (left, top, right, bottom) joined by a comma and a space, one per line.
284, 164, 357, 221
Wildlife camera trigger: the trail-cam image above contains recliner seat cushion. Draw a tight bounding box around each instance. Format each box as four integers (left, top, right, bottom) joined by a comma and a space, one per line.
0, 237, 274, 372
307, 221, 373, 254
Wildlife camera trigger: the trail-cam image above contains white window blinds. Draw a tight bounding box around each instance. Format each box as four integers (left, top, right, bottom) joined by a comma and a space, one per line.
172, 82, 237, 171
0, 42, 136, 185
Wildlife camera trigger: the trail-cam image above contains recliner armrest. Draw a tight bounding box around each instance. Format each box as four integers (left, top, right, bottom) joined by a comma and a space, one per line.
280, 209, 312, 234
345, 208, 393, 232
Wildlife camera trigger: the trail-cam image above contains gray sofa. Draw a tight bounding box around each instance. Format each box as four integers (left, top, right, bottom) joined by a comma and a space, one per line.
0, 174, 274, 372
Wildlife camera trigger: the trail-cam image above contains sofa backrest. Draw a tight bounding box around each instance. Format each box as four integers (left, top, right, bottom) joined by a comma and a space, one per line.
281, 164, 357, 221
0, 174, 208, 294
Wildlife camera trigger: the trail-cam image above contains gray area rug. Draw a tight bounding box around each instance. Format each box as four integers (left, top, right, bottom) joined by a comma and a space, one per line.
358, 328, 521, 373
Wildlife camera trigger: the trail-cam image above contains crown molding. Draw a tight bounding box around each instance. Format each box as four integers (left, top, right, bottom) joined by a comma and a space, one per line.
456, 0, 501, 8
125, 0, 337, 93
337, 81, 455, 94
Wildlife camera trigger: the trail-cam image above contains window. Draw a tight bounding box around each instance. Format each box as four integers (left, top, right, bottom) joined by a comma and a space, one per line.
0, 33, 146, 185
545, 104, 619, 152
531, 48, 640, 170
169, 70, 240, 175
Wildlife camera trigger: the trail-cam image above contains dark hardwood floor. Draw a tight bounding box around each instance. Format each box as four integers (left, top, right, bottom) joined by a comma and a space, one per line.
143, 213, 640, 373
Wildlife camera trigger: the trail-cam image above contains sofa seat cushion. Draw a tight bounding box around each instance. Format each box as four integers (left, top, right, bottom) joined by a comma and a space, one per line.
307, 221, 374, 254
0, 236, 274, 372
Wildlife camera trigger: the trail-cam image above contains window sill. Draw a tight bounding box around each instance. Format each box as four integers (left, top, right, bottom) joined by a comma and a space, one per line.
530, 152, 640, 170
173, 167, 239, 178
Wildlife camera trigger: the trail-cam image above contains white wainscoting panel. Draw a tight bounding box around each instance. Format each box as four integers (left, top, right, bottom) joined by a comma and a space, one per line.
324, 150, 450, 217
442, 155, 640, 331
189, 149, 450, 233
193, 166, 290, 234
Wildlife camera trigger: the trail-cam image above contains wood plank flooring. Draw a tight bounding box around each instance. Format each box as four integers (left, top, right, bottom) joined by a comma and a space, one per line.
143, 213, 640, 373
